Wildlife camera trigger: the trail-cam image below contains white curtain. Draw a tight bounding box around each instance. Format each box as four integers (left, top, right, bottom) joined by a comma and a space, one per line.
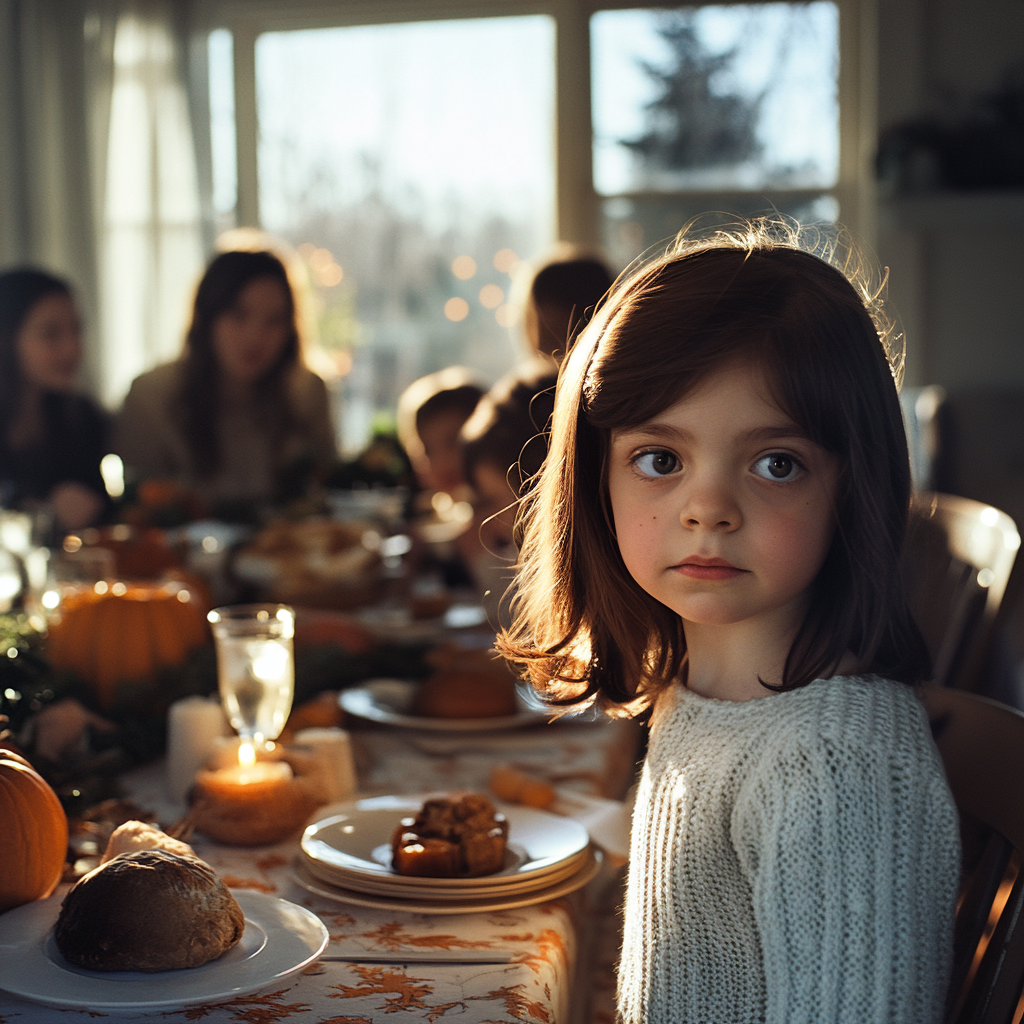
0, 0, 104, 389
99, 2, 207, 406
0, 0, 210, 407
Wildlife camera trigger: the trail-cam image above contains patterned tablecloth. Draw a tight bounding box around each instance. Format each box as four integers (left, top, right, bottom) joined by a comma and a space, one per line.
0, 717, 638, 1024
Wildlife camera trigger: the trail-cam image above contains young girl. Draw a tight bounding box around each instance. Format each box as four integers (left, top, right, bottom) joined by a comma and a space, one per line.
497, 220, 960, 1023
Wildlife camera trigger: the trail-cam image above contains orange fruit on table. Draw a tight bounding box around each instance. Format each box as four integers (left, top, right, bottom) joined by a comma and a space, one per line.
47, 582, 209, 709
0, 749, 68, 914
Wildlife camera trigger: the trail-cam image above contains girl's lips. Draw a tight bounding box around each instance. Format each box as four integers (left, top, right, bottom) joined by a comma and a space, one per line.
674, 558, 745, 581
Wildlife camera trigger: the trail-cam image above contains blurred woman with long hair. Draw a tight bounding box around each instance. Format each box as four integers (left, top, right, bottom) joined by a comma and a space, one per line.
0, 268, 109, 529
115, 250, 336, 517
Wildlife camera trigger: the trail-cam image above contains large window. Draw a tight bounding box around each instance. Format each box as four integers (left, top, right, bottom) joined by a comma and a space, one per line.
205, 0, 862, 450
592, 3, 840, 266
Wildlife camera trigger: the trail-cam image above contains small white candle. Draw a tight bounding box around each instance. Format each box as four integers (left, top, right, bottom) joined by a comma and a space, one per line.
166, 697, 231, 803
294, 727, 358, 802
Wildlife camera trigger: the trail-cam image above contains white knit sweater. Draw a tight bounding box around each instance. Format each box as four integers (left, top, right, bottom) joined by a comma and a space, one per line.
618, 675, 960, 1024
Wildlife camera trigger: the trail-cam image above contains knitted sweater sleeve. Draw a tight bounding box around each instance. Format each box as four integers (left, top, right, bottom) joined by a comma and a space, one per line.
730, 700, 959, 1024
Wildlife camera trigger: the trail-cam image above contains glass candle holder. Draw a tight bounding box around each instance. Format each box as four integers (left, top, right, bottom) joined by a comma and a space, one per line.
208, 603, 295, 750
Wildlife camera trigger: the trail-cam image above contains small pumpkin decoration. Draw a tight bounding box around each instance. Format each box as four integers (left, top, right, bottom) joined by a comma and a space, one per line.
47, 582, 209, 709
0, 749, 68, 913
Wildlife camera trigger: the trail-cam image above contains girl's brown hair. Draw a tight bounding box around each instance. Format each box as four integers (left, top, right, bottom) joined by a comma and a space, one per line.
496, 219, 931, 711
178, 250, 300, 480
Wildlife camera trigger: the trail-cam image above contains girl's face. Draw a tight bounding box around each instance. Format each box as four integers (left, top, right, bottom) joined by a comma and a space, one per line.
17, 292, 82, 392
212, 276, 292, 385
606, 358, 839, 640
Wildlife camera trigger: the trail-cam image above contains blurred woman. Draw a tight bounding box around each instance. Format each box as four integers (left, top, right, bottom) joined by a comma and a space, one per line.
114, 250, 336, 517
0, 268, 109, 529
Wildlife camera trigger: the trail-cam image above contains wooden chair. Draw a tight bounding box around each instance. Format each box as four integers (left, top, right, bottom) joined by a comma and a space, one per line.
903, 494, 1020, 690
921, 686, 1024, 1023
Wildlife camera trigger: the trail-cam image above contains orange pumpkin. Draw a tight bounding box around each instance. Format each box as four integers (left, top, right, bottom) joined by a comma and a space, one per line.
47, 583, 209, 709
0, 749, 68, 913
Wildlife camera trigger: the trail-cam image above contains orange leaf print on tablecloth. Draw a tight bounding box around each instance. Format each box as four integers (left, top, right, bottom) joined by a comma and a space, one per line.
472, 985, 551, 1023
515, 929, 567, 977
255, 854, 289, 871
330, 965, 463, 1018
358, 921, 505, 951
174, 988, 310, 1022
218, 875, 278, 893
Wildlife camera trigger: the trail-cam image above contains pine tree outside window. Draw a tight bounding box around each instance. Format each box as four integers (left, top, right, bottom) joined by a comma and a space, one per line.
592, 4, 841, 268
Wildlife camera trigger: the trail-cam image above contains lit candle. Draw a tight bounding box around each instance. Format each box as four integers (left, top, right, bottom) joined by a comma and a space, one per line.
195, 742, 293, 801
190, 742, 314, 846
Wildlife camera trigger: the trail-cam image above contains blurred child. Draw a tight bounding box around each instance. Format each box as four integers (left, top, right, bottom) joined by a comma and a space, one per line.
523, 248, 614, 363
460, 360, 556, 615
396, 367, 484, 499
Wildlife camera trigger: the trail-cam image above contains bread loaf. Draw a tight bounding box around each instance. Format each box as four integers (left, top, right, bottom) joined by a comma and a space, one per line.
54, 850, 244, 971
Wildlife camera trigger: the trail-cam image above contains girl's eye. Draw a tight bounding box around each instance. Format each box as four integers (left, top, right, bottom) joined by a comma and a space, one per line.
632, 449, 679, 478
752, 453, 804, 481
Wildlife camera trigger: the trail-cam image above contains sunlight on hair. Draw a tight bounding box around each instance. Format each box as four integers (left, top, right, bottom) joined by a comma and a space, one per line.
653, 215, 907, 391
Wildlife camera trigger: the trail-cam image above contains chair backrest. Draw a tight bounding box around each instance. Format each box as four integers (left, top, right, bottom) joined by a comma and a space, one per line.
903, 494, 1020, 690
920, 686, 1024, 1024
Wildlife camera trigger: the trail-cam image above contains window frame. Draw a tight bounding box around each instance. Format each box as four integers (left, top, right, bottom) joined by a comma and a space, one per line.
197, 0, 877, 252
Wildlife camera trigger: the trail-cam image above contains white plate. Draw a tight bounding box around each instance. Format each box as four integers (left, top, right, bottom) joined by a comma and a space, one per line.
300, 850, 591, 901
292, 847, 602, 915
339, 678, 549, 732
302, 796, 591, 889
0, 890, 328, 1012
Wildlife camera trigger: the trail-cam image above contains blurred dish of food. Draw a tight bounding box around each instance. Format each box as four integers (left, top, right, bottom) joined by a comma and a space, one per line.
233, 518, 382, 608
339, 678, 548, 732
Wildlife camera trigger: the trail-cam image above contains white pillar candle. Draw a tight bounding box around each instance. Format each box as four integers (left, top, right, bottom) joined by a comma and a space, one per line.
294, 727, 358, 803
166, 697, 231, 804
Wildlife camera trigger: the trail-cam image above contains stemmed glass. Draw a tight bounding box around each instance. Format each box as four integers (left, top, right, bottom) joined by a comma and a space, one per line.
207, 604, 295, 753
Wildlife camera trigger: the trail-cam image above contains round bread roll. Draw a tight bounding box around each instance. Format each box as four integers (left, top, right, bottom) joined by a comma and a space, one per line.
54, 850, 244, 972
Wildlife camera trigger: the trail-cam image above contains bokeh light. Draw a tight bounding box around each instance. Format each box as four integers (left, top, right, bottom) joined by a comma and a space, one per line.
495, 303, 516, 328
493, 248, 519, 274
444, 297, 470, 321
317, 263, 343, 287
452, 255, 477, 280
478, 284, 504, 309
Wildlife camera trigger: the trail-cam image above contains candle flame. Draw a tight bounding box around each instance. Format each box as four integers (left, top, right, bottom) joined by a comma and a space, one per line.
238, 741, 256, 768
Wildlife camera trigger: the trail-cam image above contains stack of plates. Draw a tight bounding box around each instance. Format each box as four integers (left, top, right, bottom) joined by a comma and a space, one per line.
294, 795, 601, 914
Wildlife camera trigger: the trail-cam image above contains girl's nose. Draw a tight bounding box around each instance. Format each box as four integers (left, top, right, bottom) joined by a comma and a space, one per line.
678, 475, 741, 532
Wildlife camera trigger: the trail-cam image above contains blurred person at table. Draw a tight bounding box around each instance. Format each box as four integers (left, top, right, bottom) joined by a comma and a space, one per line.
0, 268, 109, 530
114, 250, 336, 520
397, 367, 484, 502
522, 247, 613, 365
460, 359, 556, 617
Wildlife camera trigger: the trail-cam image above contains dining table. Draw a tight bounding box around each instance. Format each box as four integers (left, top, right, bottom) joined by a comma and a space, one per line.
0, 697, 639, 1024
